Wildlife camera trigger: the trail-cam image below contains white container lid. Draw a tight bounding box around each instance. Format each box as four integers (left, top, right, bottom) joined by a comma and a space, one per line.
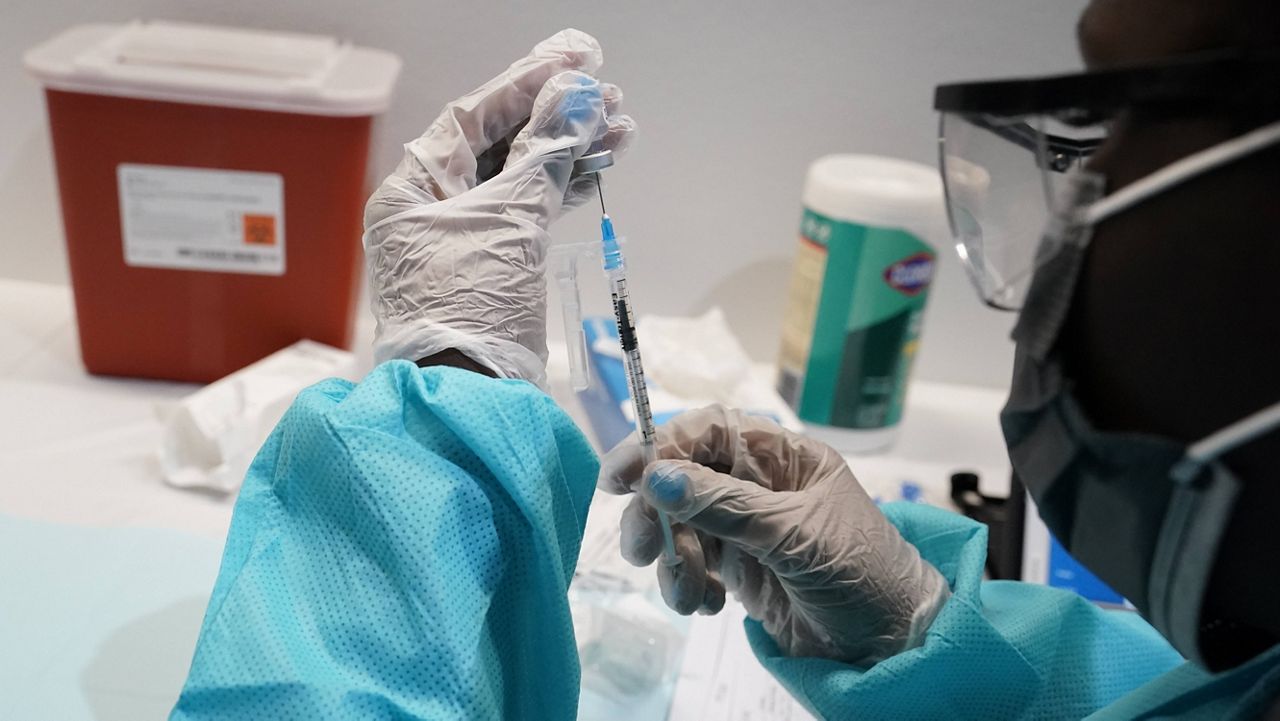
25, 21, 401, 117
802, 154, 947, 236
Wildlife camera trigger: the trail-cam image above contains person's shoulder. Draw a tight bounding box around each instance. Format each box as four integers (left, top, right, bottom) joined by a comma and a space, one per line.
321, 360, 557, 419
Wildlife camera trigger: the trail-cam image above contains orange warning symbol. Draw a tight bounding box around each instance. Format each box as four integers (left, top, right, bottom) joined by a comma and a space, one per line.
243, 214, 277, 246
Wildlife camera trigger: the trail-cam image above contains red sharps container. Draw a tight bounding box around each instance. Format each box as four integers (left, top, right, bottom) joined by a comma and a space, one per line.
24, 21, 400, 382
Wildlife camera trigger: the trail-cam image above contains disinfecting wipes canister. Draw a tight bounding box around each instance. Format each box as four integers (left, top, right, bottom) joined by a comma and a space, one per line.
777, 155, 946, 452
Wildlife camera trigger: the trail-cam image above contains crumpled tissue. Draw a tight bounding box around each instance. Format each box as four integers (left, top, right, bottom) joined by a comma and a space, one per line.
158, 340, 355, 493
635, 307, 802, 431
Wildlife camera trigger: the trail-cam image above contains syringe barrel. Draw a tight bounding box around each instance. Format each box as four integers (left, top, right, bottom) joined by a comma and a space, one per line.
597, 222, 682, 566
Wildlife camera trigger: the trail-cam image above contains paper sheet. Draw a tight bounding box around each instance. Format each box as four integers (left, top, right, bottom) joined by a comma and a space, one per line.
668, 602, 816, 721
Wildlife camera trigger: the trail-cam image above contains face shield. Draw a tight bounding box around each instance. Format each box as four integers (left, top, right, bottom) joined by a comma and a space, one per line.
934, 50, 1280, 311
938, 112, 1102, 310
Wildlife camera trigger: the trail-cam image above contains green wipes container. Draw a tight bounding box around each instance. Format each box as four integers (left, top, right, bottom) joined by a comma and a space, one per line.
777, 155, 945, 452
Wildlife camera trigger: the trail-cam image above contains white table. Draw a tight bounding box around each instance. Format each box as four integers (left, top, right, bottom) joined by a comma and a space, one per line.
0, 279, 1012, 720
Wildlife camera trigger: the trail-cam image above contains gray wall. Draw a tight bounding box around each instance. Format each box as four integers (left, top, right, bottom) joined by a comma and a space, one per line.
0, 0, 1089, 388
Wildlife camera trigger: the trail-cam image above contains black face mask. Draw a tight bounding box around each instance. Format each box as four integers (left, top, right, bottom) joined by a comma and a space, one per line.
997, 138, 1280, 665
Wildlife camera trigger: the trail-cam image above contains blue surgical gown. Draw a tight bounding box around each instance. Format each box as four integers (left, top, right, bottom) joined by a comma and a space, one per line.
751, 502, 1280, 719
172, 362, 1280, 719
171, 362, 598, 720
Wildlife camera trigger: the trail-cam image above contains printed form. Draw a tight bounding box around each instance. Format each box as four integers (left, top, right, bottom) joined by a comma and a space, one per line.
668, 602, 816, 721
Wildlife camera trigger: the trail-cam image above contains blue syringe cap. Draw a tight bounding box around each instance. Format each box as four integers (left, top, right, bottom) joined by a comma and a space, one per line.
601, 214, 623, 270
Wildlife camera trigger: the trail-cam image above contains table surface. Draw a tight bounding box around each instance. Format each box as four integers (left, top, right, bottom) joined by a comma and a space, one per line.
0, 278, 1012, 720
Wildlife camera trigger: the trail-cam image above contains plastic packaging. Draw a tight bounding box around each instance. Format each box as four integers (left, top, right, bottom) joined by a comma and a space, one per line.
777, 155, 946, 453
570, 590, 684, 699
547, 241, 595, 391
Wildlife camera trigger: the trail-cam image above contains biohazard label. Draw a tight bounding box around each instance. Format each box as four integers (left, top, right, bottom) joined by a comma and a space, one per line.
117, 164, 285, 275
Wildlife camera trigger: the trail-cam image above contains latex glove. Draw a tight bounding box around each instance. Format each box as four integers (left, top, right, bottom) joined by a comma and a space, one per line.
364, 29, 637, 387
598, 406, 951, 667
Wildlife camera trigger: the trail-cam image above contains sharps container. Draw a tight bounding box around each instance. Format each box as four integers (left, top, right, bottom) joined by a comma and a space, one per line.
776, 155, 946, 452
24, 21, 400, 382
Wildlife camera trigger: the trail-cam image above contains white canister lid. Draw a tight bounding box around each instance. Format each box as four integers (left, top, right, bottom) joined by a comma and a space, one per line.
25, 21, 401, 117
802, 154, 947, 237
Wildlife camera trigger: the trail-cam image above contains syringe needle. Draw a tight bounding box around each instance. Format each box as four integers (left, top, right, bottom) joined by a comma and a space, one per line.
578, 148, 681, 568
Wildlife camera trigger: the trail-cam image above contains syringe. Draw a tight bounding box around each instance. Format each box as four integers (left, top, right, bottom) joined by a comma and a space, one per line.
575, 151, 681, 567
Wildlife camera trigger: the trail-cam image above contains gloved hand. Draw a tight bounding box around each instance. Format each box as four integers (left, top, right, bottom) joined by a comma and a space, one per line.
598, 406, 951, 667
364, 29, 636, 388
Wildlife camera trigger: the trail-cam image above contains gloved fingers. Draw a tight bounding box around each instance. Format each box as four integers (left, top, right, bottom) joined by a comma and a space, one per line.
597, 424, 683, 495
563, 111, 638, 209
601, 112, 639, 156
751, 571, 796, 636
598, 406, 826, 495
402, 29, 603, 201
618, 494, 663, 567
695, 532, 727, 614
594, 83, 637, 159
624, 492, 723, 616
478, 71, 606, 230
623, 486, 727, 615
700, 529, 722, 571
640, 459, 807, 564
719, 557, 787, 635
700, 568, 727, 615
503, 70, 607, 172
717, 540, 752, 595
671, 405, 844, 489
656, 522, 708, 616
600, 81, 623, 114
716, 541, 777, 623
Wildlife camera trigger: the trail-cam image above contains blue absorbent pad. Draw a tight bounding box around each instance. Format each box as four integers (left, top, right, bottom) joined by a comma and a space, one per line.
170, 362, 599, 720
0, 516, 223, 721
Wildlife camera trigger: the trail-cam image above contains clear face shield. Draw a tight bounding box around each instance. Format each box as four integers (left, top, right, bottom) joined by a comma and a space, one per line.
938, 112, 1103, 310
934, 49, 1280, 311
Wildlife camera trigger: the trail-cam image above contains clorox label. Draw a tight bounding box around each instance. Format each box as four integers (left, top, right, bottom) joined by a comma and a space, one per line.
883, 252, 935, 296
778, 209, 935, 431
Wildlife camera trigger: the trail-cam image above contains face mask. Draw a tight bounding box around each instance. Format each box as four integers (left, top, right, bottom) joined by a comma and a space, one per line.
1000, 120, 1280, 665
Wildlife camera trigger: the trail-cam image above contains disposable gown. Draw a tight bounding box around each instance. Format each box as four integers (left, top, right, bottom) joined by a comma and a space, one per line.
170, 362, 597, 720
752, 503, 1280, 720
171, 362, 1280, 719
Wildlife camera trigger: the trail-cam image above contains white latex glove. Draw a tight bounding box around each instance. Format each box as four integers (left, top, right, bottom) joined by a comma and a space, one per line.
598, 406, 951, 667
364, 29, 637, 387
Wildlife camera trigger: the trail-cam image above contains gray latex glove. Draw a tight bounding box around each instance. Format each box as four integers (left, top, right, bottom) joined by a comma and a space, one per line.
598, 406, 951, 667
363, 29, 636, 388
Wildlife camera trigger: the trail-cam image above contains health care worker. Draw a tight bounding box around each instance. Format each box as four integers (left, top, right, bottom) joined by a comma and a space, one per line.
170, 4, 1280, 720
602, 1, 1280, 717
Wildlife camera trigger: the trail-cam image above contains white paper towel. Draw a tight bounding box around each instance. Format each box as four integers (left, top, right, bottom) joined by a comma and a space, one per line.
637, 308, 802, 431
157, 340, 356, 493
